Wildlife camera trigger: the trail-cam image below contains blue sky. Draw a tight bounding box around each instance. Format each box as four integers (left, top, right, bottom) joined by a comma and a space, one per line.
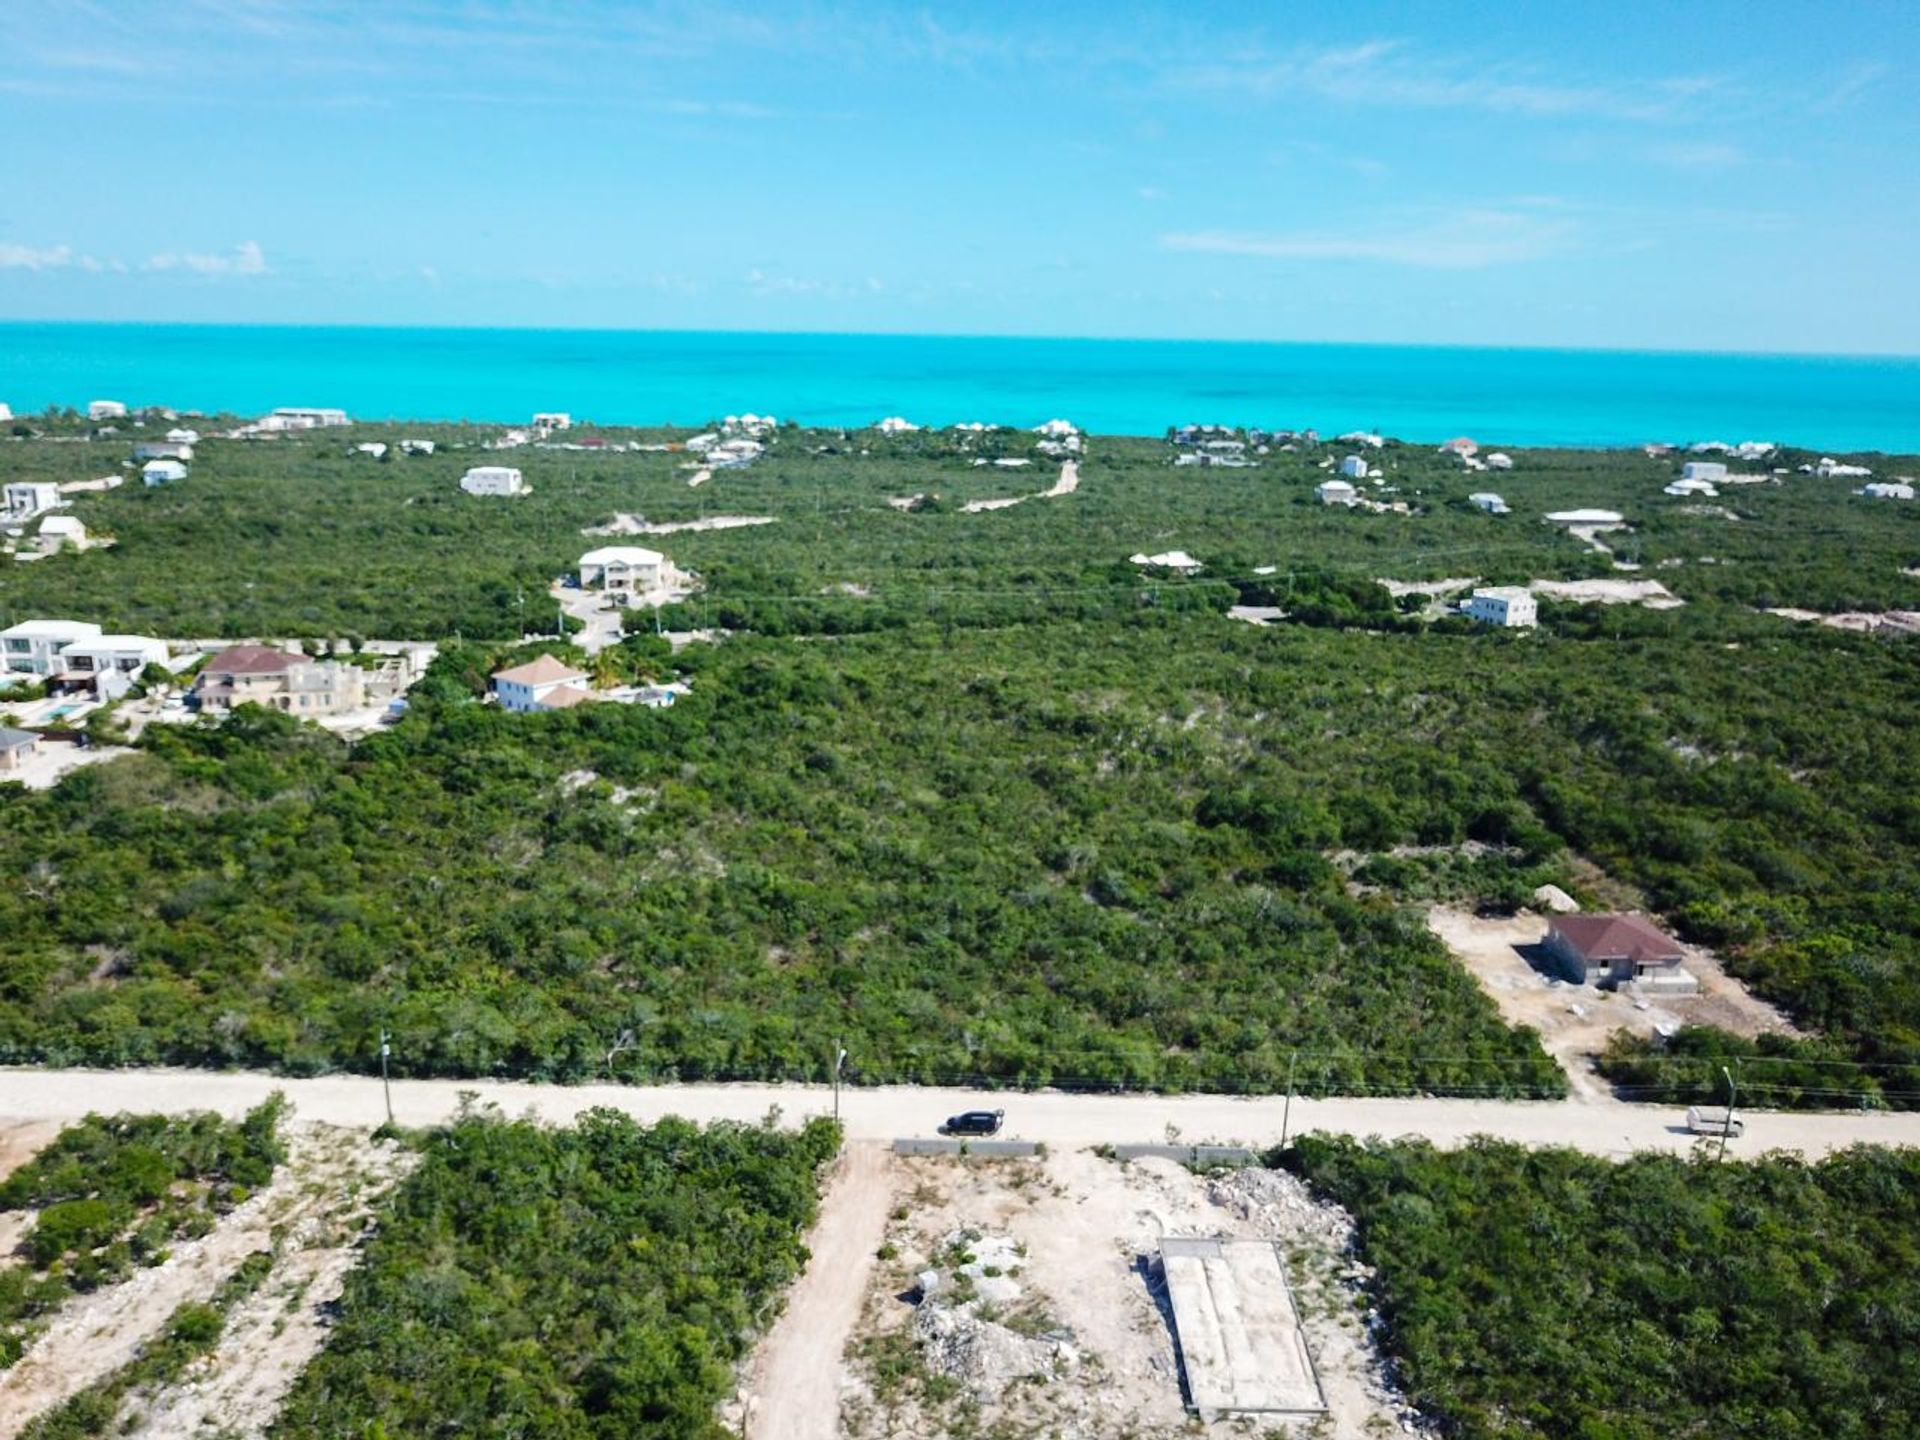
1, 0, 1915, 352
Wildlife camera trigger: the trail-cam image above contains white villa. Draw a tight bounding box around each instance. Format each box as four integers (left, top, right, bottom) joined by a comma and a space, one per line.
1338, 455, 1370, 479
1469, 492, 1511, 515
1129, 550, 1203, 573
134, 441, 194, 462
400, 438, 437, 455
1680, 460, 1727, 482
1861, 481, 1916, 500
355, 442, 389, 459
88, 400, 129, 421
1465, 587, 1538, 628
143, 459, 188, 486
58, 634, 168, 696
579, 546, 666, 593
1485, 452, 1514, 470
3, 620, 103, 676
1665, 478, 1720, 497
876, 417, 920, 434
460, 466, 526, 497
5, 481, 62, 519
0, 727, 41, 773
267, 407, 350, 429
38, 515, 87, 552
1316, 478, 1359, 505
1546, 508, 1625, 527
491, 654, 592, 713
166, 428, 200, 445
533, 412, 573, 434
1816, 457, 1872, 478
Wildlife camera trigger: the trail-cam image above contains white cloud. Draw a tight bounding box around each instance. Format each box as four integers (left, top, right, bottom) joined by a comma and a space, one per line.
1168, 39, 1721, 123
0, 243, 76, 271
144, 240, 269, 276
1648, 141, 1747, 170
1161, 208, 1576, 270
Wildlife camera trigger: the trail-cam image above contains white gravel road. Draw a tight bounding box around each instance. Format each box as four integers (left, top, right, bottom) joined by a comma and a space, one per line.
2, 1067, 1914, 1159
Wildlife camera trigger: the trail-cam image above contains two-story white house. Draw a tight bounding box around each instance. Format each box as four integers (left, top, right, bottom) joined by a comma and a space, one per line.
1316, 478, 1359, 505
1465, 586, 1538, 628
579, 546, 666, 594
143, 460, 188, 486
2, 620, 103, 676
4, 481, 62, 519
491, 654, 592, 713
460, 466, 526, 497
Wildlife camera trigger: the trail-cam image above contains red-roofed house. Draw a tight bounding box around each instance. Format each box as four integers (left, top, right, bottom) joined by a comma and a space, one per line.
1545, 913, 1697, 992
490, 654, 590, 713
193, 645, 376, 717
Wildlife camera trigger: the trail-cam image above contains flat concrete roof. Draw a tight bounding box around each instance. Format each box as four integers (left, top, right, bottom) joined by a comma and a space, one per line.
1160, 1236, 1325, 1416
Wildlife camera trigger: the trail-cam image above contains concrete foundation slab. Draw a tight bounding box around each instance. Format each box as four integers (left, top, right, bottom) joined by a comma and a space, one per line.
1159, 1236, 1325, 1416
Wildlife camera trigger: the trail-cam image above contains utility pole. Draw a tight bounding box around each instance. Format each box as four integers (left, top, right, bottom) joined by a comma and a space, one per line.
379, 1030, 394, 1128
1279, 1051, 1298, 1151
1718, 1064, 1737, 1161
832, 1041, 848, 1122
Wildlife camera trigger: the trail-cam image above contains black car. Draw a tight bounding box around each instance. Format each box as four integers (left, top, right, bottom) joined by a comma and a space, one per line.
940, 1109, 1005, 1137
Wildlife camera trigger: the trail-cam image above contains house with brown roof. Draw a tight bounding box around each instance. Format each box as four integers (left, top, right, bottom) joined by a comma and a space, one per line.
193, 645, 375, 717
1545, 913, 1698, 993
491, 654, 591, 713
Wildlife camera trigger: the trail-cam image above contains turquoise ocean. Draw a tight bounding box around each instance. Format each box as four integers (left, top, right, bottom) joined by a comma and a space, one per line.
2, 323, 1917, 451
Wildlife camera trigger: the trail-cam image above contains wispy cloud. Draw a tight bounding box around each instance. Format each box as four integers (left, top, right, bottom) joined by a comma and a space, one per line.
1648, 140, 1747, 170
0, 243, 78, 271
144, 240, 269, 276
1161, 207, 1576, 270
1167, 38, 1722, 123
1812, 60, 1890, 113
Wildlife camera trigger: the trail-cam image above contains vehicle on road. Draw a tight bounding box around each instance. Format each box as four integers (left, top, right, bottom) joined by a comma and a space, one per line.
1685, 1105, 1744, 1137
940, 1109, 1005, 1137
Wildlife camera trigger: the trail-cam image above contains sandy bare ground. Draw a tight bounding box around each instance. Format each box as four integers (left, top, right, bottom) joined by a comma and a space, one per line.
3, 1065, 1914, 1162
1764, 607, 1920, 635
585, 512, 776, 536
1378, 576, 1478, 599
960, 461, 1079, 513
0, 1122, 396, 1439
687, 467, 712, 487
843, 1150, 1415, 1438
111, 1131, 413, 1439
738, 1142, 898, 1440
1427, 906, 1798, 1099
0, 1123, 62, 1265
1531, 577, 1684, 608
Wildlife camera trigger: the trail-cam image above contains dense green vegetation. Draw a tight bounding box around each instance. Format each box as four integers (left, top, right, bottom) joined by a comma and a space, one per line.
3, 420, 1916, 640
0, 1099, 285, 1365
270, 1107, 839, 1440
17, 1248, 274, 1440
3, 420, 1920, 1101
1285, 1135, 1920, 1439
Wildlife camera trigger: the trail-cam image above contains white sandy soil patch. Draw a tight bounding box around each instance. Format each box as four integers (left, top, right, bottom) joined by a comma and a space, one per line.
1426, 906, 1799, 1099
960, 462, 1079, 513
111, 1132, 414, 1440
841, 1149, 1416, 1439
736, 1142, 898, 1440
585, 512, 775, 536
0, 1123, 63, 1265
686, 467, 712, 487
1531, 577, 1683, 608
0, 1122, 401, 1439
1764, 607, 1920, 635
1377, 576, 1477, 600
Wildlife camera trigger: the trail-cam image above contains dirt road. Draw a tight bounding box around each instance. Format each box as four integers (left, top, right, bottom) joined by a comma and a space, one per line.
1, 1067, 1915, 1160
741, 1141, 896, 1440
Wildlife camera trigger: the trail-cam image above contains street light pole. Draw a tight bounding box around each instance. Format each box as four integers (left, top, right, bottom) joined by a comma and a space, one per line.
1718, 1064, 1737, 1161
1280, 1050, 1298, 1152
833, 1041, 847, 1122
379, 1030, 394, 1128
